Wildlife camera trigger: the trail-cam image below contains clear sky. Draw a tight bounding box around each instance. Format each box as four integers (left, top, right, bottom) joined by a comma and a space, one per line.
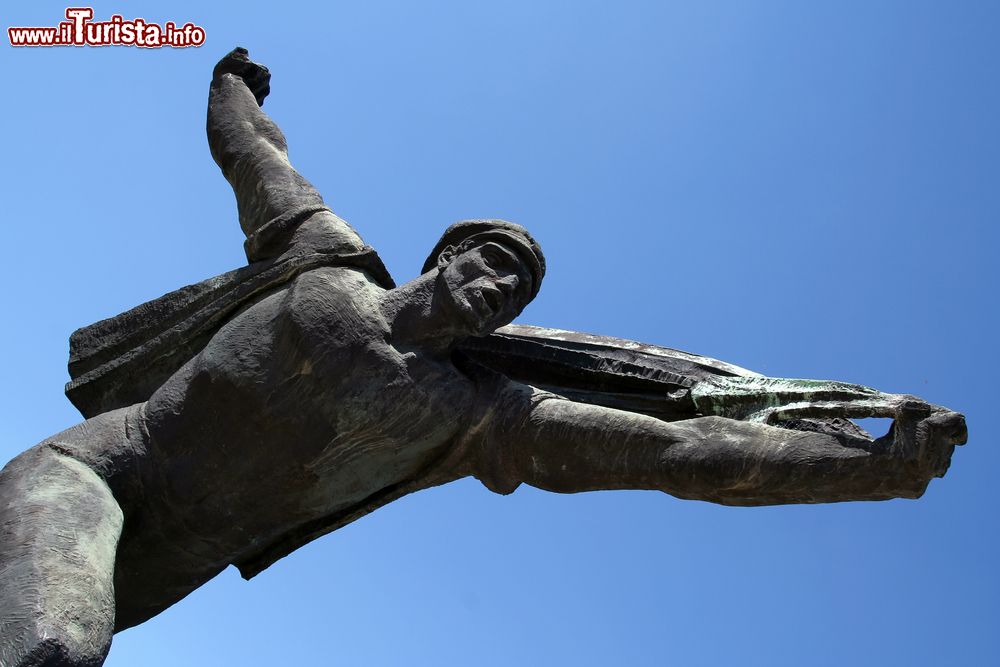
3, 2, 998, 665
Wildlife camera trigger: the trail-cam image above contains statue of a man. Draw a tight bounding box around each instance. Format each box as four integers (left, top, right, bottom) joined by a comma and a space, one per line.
0, 49, 966, 667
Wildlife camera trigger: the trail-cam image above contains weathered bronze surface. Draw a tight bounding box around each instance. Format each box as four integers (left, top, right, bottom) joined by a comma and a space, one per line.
0, 49, 966, 667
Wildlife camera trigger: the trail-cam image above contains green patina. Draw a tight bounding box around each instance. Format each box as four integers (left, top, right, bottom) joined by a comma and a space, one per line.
692, 375, 907, 423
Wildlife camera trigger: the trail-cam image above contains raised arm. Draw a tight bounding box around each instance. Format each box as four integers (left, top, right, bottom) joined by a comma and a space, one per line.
208, 48, 361, 262
473, 383, 965, 506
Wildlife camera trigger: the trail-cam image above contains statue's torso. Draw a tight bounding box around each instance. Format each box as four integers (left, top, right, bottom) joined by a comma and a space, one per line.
129, 266, 476, 570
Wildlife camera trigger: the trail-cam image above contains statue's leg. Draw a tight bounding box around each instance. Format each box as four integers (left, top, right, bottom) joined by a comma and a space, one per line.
497, 397, 966, 506
0, 445, 123, 667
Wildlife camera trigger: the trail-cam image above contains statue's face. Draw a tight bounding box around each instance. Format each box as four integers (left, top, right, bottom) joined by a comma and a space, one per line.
438, 241, 535, 336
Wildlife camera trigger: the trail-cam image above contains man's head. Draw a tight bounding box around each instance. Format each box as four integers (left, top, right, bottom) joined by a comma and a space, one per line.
422, 220, 545, 336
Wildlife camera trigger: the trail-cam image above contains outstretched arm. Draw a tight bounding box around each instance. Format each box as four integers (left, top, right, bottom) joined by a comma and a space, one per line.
475, 384, 965, 506
208, 48, 362, 261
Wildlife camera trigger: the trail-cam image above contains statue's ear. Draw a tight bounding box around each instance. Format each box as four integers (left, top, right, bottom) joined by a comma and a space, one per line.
438, 245, 462, 271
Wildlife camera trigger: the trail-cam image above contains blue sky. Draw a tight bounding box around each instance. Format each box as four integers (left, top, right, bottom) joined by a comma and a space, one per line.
3, 2, 998, 665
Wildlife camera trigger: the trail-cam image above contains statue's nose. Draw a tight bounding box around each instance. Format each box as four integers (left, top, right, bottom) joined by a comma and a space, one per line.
497, 274, 518, 298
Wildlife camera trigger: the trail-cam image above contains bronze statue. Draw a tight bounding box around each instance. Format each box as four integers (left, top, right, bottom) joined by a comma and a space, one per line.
0, 49, 966, 667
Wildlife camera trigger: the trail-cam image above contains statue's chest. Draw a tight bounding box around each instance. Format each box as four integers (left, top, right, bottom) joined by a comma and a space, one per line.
276, 342, 472, 515
316, 341, 472, 455
149, 315, 476, 550
278, 272, 474, 457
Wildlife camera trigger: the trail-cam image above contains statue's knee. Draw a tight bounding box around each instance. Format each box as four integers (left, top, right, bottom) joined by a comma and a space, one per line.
8, 629, 111, 667
0, 446, 120, 667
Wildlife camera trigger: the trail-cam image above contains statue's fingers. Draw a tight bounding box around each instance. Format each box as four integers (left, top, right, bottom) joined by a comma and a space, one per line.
926, 411, 967, 447
213, 47, 256, 80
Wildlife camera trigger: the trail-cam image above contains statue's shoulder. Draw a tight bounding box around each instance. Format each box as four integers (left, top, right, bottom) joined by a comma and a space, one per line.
283, 265, 385, 318
288, 263, 385, 293
280, 266, 388, 347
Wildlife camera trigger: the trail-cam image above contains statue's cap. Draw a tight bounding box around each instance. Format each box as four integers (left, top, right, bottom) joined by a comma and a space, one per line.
422, 219, 545, 300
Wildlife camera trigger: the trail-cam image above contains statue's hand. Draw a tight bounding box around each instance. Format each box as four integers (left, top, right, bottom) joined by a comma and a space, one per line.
213, 47, 271, 106
916, 410, 967, 478
888, 399, 967, 480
